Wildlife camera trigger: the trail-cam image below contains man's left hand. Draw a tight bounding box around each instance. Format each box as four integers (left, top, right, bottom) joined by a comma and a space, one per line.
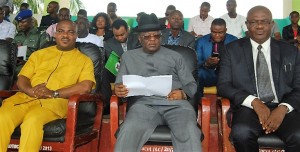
263, 105, 288, 134
32, 83, 53, 99
167, 90, 184, 100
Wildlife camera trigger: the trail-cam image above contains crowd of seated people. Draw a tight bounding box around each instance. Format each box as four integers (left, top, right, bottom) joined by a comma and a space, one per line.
0, 0, 300, 151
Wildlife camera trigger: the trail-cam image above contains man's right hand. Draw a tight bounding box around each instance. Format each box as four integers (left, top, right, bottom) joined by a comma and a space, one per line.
251, 98, 271, 126
205, 57, 220, 67
114, 84, 128, 98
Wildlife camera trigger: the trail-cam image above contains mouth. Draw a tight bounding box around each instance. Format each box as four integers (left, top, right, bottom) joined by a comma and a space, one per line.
61, 38, 70, 43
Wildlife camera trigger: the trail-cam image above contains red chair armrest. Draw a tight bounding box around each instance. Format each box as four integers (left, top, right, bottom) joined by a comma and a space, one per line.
0, 90, 18, 98
110, 95, 119, 151
218, 98, 235, 152
65, 93, 103, 149
199, 97, 211, 152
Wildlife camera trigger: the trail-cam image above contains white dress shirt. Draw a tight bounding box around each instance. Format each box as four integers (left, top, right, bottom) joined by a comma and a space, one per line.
0, 20, 16, 40
220, 13, 247, 39
242, 38, 294, 112
188, 15, 214, 36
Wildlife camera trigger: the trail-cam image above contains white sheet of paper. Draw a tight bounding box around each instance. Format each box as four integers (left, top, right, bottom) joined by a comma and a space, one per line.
122, 75, 172, 97
17, 45, 27, 60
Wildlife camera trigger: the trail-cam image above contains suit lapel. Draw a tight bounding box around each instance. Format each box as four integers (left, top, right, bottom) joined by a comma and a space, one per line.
243, 39, 257, 92
270, 39, 280, 95
113, 38, 125, 57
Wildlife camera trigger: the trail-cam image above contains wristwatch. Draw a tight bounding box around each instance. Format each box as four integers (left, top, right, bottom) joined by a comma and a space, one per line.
53, 90, 60, 98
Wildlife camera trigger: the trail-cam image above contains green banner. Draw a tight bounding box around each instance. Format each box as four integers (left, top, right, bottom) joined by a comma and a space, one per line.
105, 51, 120, 76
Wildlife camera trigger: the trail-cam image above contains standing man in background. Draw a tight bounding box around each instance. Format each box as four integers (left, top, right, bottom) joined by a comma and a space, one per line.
220, 0, 248, 38
159, 5, 176, 28
188, 2, 214, 38
39, 1, 59, 29
107, 2, 121, 26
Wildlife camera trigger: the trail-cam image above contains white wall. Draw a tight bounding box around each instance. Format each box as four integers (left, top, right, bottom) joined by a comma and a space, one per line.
80, 0, 284, 19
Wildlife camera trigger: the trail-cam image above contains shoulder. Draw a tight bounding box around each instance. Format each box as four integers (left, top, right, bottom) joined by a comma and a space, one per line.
208, 15, 214, 21
226, 37, 248, 48
190, 15, 199, 20
283, 25, 291, 30
237, 14, 246, 20
104, 37, 117, 46
181, 30, 194, 37
225, 34, 238, 42
220, 14, 228, 19
160, 46, 182, 58
199, 34, 211, 42
272, 38, 297, 49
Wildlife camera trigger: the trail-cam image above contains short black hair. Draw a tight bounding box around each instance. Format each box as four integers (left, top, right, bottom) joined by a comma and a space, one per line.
166, 5, 176, 11
211, 18, 226, 27
169, 10, 183, 18
49, 1, 60, 12
78, 9, 87, 16
108, 2, 117, 9
111, 19, 128, 30
91, 12, 111, 30
20, 3, 29, 9
201, 2, 211, 8
290, 11, 299, 17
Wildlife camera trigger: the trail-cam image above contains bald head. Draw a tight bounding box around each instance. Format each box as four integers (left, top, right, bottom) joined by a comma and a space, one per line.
246, 6, 273, 44
247, 6, 272, 20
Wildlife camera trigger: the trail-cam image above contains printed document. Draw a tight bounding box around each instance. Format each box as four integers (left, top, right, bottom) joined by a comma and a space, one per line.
122, 75, 172, 97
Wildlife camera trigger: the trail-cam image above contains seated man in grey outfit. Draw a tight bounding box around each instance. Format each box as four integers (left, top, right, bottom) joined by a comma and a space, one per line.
161, 10, 195, 49
114, 13, 202, 152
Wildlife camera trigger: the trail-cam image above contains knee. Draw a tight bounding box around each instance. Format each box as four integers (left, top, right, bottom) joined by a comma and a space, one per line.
20, 115, 43, 131
231, 124, 257, 143
286, 129, 300, 146
171, 120, 200, 142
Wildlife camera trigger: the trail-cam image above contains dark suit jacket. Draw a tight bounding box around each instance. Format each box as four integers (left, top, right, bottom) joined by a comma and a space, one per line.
161, 29, 195, 49
104, 33, 140, 59
282, 24, 300, 44
101, 33, 140, 110
159, 17, 167, 26
217, 38, 300, 111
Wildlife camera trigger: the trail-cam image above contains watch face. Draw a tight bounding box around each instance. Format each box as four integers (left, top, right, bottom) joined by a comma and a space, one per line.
54, 91, 59, 98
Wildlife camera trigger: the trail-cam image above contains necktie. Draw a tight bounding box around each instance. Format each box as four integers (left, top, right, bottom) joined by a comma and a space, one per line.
256, 45, 275, 102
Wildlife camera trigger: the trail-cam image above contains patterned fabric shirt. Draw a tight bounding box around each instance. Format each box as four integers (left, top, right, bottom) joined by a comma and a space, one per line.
167, 31, 181, 45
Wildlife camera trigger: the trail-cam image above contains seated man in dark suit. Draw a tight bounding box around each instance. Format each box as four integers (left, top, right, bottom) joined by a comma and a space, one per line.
102, 19, 140, 113
161, 10, 195, 49
114, 13, 202, 152
217, 6, 300, 152
196, 18, 237, 97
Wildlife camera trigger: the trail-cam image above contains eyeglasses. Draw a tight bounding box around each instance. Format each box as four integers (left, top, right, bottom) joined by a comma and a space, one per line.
141, 33, 162, 40
246, 20, 272, 27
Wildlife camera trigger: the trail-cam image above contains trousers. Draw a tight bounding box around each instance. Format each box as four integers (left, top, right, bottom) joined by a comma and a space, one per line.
114, 101, 202, 152
0, 99, 60, 152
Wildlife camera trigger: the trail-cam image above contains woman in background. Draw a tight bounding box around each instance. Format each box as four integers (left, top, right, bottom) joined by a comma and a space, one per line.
90, 12, 113, 42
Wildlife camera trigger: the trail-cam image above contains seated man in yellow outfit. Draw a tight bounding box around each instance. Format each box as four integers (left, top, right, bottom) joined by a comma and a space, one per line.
0, 20, 95, 152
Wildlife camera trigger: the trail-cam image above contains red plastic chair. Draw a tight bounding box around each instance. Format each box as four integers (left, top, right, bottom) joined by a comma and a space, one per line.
218, 98, 285, 152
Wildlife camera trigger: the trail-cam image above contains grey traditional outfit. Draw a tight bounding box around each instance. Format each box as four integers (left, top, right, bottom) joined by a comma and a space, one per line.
114, 46, 202, 152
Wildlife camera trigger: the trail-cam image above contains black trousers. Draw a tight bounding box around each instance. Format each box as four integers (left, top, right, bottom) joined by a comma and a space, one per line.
230, 104, 300, 152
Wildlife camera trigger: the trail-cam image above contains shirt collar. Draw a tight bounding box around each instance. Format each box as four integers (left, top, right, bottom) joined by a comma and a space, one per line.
168, 30, 182, 38
250, 38, 271, 53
